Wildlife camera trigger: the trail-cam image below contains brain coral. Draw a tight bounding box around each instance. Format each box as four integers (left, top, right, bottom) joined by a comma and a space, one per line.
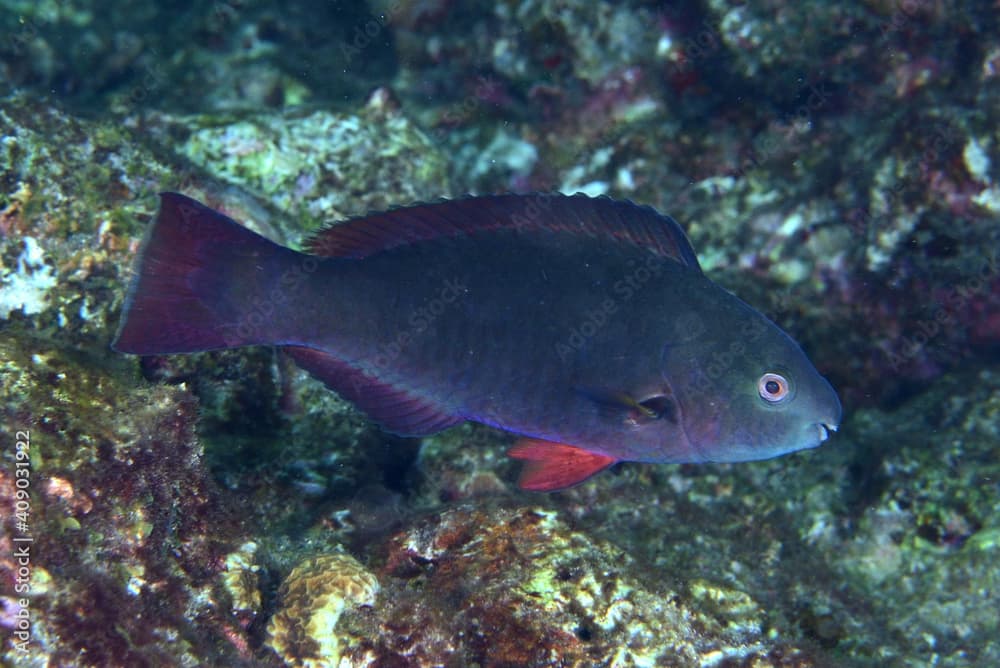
266, 552, 379, 667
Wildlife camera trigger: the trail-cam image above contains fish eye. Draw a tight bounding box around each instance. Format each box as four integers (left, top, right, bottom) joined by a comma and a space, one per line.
757, 372, 790, 403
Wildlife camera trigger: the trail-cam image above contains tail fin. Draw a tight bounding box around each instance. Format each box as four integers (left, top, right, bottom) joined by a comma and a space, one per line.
113, 192, 289, 355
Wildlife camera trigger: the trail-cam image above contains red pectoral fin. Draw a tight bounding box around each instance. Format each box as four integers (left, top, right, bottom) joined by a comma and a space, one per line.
508, 438, 618, 492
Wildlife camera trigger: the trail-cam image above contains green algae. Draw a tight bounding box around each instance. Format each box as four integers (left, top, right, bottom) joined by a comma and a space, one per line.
177, 103, 451, 242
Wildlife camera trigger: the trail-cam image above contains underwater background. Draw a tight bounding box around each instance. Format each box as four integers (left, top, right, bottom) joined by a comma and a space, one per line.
1, 0, 999, 665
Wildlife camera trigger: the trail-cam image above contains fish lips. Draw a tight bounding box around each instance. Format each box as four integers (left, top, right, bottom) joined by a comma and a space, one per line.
810, 421, 839, 448
809, 376, 843, 448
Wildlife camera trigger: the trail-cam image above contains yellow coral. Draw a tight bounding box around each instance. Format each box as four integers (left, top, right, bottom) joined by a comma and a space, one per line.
221, 541, 261, 615
267, 551, 379, 668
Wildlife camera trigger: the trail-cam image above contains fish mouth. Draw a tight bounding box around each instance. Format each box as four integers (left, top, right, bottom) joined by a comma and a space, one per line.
816, 422, 838, 443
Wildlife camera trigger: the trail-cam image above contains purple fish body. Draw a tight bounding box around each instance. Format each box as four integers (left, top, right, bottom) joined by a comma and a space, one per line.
114, 193, 841, 490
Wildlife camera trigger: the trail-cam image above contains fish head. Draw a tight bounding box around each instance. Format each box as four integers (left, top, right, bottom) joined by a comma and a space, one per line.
659, 303, 842, 463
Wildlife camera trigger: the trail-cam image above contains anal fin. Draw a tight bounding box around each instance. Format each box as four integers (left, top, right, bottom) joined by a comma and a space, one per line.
283, 346, 463, 437
508, 438, 617, 491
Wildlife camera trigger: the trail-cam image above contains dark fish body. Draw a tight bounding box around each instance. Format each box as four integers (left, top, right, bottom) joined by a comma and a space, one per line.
114, 193, 841, 490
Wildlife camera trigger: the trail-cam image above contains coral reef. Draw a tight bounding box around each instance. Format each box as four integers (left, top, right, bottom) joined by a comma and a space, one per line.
1, 1, 999, 666
266, 551, 379, 667
349, 504, 817, 665
0, 237, 56, 319
221, 541, 262, 621
807, 367, 1000, 664
0, 335, 251, 666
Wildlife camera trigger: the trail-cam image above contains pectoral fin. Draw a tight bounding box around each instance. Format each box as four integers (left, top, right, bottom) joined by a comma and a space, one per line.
508, 438, 617, 491
574, 385, 678, 426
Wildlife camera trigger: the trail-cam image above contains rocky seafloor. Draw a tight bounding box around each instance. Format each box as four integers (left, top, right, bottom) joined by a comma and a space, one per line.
1, 1, 998, 666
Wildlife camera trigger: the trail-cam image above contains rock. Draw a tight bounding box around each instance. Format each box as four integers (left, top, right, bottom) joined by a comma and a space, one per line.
0, 335, 252, 666
175, 102, 452, 239
334, 504, 816, 666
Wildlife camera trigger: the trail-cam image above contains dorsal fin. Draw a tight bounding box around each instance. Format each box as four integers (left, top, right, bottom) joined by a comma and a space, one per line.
304, 193, 702, 270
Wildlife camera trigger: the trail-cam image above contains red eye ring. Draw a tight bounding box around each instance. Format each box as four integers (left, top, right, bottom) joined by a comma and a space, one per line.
758, 372, 789, 403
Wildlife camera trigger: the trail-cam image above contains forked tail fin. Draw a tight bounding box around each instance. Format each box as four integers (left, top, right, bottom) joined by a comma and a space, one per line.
113, 192, 292, 355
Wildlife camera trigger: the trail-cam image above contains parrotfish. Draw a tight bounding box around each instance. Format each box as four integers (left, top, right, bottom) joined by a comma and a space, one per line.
113, 192, 841, 491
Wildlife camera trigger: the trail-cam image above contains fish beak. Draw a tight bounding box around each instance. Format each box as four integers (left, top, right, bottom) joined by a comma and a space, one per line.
817, 422, 838, 443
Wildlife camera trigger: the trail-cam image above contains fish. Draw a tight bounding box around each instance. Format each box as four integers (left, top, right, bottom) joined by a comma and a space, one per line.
113, 192, 842, 491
